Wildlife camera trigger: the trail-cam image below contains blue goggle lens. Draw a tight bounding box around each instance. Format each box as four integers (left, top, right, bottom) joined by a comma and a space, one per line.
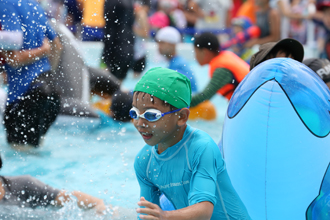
129, 109, 138, 119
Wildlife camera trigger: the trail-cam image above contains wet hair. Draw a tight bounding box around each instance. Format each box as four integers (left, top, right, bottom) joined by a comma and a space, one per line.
0, 154, 2, 169
110, 90, 134, 122
193, 32, 221, 54
133, 91, 178, 111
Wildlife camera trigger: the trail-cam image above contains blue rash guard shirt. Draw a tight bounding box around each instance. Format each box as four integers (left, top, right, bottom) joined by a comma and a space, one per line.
0, 0, 57, 104
169, 56, 197, 93
134, 125, 251, 220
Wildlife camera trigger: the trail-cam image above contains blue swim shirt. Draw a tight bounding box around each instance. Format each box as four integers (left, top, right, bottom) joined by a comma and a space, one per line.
134, 125, 251, 220
0, 0, 57, 103
169, 56, 197, 93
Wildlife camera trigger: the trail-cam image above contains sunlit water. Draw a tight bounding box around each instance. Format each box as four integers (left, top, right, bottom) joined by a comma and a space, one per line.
0, 55, 228, 219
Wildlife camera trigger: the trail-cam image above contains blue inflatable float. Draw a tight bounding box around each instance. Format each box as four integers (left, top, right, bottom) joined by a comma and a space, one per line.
220, 58, 330, 219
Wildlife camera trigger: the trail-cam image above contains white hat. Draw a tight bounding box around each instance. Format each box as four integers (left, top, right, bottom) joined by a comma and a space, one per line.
155, 26, 181, 44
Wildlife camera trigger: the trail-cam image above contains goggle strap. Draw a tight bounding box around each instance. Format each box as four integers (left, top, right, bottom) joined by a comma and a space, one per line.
161, 108, 182, 117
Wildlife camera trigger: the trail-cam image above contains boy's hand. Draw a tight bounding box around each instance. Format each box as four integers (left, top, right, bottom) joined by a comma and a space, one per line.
136, 197, 167, 220
40, 38, 51, 57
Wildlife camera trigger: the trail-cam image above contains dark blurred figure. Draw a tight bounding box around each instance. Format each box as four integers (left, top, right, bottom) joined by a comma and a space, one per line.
110, 90, 133, 122
103, 0, 135, 81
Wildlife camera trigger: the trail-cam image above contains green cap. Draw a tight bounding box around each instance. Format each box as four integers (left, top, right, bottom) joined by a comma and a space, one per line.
134, 67, 192, 108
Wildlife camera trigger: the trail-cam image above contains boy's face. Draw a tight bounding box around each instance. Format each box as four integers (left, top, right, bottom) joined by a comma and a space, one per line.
157, 41, 175, 57
194, 47, 207, 65
132, 92, 181, 148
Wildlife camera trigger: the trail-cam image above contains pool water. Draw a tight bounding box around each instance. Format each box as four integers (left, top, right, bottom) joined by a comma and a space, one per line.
0, 50, 228, 219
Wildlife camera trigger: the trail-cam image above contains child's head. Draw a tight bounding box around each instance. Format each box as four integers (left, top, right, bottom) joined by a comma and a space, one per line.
249, 38, 304, 70
155, 26, 181, 58
131, 67, 191, 147
231, 16, 253, 35
193, 32, 221, 65
110, 90, 133, 122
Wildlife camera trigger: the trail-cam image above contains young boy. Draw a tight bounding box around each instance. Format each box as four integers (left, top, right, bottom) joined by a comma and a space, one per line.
155, 26, 197, 93
192, 32, 249, 105
132, 67, 251, 219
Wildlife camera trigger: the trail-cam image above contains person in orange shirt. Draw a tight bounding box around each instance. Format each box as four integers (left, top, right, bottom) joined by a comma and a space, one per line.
78, 0, 105, 41
192, 32, 250, 106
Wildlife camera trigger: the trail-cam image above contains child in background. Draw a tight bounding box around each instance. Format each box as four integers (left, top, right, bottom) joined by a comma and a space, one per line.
226, 16, 256, 63
192, 32, 250, 106
132, 67, 251, 219
0, 154, 107, 214
155, 26, 197, 93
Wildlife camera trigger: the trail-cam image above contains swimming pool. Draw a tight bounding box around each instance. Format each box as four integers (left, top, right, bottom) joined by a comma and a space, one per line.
0, 43, 228, 219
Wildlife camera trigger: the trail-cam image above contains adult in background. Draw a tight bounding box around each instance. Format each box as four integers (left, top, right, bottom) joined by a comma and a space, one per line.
103, 0, 135, 81
249, 38, 305, 70
0, 0, 62, 150
192, 32, 249, 106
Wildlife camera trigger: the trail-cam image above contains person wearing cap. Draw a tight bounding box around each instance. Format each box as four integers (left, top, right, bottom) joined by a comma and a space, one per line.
192, 32, 250, 106
0, 154, 108, 214
132, 67, 251, 220
249, 38, 305, 70
155, 26, 197, 93
303, 58, 330, 89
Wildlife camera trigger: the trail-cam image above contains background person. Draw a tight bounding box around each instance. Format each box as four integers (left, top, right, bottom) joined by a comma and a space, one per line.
102, 0, 135, 82
249, 38, 305, 70
192, 32, 250, 107
0, 0, 62, 150
0, 154, 107, 214
244, 0, 281, 48
155, 26, 197, 93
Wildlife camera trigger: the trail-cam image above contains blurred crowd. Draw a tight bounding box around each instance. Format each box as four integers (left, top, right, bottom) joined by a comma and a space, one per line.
27, 0, 330, 68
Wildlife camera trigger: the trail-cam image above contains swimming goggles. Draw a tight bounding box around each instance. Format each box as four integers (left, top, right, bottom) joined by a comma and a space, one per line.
129, 107, 182, 122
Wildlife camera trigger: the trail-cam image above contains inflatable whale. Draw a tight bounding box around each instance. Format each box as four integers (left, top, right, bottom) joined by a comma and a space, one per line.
220, 58, 330, 219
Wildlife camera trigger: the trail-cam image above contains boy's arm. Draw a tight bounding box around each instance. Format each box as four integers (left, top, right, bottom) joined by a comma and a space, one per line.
55, 190, 106, 213
2, 38, 51, 68
133, 7, 150, 38
190, 68, 233, 107
137, 197, 213, 220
